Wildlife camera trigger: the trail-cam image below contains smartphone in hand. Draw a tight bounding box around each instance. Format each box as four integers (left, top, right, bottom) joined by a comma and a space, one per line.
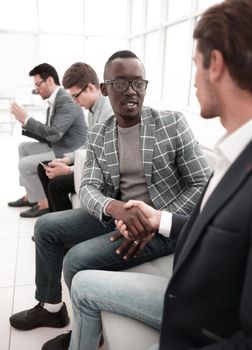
39, 160, 50, 168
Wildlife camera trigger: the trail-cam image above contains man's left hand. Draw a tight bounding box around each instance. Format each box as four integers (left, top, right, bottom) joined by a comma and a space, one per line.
110, 231, 155, 260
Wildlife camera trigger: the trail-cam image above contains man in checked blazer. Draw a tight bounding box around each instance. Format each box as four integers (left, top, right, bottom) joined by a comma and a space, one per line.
8, 63, 87, 218
9, 50, 210, 341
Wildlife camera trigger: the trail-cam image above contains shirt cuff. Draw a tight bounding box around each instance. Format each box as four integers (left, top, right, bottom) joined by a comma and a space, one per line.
159, 211, 172, 237
24, 116, 31, 126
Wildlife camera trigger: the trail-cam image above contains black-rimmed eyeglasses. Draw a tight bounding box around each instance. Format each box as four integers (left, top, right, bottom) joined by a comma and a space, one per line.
104, 79, 148, 92
35, 80, 46, 88
71, 86, 88, 100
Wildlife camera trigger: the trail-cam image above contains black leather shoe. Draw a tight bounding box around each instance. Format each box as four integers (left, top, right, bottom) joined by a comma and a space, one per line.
9, 302, 69, 330
8, 197, 37, 208
42, 331, 71, 350
42, 332, 104, 350
20, 205, 50, 218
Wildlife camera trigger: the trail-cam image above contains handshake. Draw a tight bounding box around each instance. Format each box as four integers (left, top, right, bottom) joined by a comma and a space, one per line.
109, 200, 162, 260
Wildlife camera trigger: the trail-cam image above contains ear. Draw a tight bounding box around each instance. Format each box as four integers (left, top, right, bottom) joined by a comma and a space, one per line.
47, 76, 53, 84
209, 49, 225, 82
100, 82, 108, 96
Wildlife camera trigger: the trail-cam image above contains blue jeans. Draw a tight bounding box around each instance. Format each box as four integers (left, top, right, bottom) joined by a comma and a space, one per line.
69, 270, 167, 350
34, 207, 175, 303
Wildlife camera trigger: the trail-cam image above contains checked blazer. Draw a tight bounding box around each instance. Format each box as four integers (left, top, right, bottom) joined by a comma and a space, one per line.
79, 107, 211, 223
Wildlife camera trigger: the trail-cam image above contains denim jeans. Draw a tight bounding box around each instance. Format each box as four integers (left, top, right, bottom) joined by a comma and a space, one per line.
69, 270, 168, 350
34, 207, 175, 303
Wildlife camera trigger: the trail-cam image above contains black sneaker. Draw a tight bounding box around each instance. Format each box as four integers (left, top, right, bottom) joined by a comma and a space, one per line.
42, 332, 71, 350
9, 302, 69, 330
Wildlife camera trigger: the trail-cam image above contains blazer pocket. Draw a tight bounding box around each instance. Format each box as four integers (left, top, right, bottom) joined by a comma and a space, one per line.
207, 225, 238, 238
201, 328, 223, 342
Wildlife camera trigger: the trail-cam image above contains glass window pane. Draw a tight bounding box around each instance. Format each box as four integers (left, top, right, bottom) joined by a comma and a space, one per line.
130, 38, 144, 63
85, 0, 127, 37
38, 0, 83, 34
85, 38, 128, 81
146, 0, 161, 29
198, 0, 223, 11
167, 0, 191, 21
0, 34, 37, 100
145, 31, 160, 103
39, 34, 85, 81
163, 21, 191, 107
0, 0, 37, 31
131, 0, 145, 34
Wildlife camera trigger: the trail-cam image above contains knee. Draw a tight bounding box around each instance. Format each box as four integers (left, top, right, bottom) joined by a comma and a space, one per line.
18, 157, 27, 174
18, 142, 26, 156
34, 213, 55, 241
71, 270, 97, 300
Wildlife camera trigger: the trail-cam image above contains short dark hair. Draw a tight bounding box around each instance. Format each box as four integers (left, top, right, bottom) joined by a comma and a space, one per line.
29, 63, 60, 85
194, 0, 252, 92
62, 62, 99, 89
104, 50, 143, 78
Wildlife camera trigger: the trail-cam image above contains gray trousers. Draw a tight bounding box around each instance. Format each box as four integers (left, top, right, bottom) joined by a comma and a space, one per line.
18, 141, 55, 202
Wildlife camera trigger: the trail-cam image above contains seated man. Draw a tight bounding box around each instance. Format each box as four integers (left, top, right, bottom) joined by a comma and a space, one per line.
37, 62, 113, 212
41, 1, 252, 348
8, 63, 87, 217
9, 50, 210, 344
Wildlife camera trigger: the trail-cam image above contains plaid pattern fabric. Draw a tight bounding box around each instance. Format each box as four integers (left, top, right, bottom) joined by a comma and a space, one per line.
79, 107, 211, 223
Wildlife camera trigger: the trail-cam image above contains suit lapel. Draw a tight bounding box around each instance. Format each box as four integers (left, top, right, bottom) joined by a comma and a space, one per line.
45, 107, 50, 125
141, 109, 156, 186
104, 120, 120, 191
173, 142, 252, 274
47, 88, 61, 125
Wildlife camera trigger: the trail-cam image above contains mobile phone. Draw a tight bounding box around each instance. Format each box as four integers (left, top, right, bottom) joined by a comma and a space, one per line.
39, 160, 49, 168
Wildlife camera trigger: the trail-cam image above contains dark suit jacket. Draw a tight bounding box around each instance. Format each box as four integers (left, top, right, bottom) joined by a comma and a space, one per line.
22, 88, 88, 157
160, 140, 252, 349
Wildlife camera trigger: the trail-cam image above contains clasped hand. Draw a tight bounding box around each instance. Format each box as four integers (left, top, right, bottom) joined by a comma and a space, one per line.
110, 231, 155, 260
45, 158, 71, 179
108, 200, 160, 260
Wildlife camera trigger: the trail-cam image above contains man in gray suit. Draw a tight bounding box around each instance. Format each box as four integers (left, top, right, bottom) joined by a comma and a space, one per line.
8, 63, 88, 217
37, 62, 113, 212
9, 51, 210, 339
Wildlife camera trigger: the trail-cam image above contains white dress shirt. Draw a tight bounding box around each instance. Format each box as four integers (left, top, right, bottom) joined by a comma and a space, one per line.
24, 86, 61, 126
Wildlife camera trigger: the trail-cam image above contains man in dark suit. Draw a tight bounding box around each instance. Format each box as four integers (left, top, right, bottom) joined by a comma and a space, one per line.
37, 0, 252, 349
8, 63, 87, 217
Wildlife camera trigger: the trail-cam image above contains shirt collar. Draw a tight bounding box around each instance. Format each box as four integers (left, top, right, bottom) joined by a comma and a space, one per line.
89, 94, 103, 114
214, 119, 252, 164
47, 86, 61, 108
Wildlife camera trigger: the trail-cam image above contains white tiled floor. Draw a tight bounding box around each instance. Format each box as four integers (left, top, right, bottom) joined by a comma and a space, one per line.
0, 131, 106, 350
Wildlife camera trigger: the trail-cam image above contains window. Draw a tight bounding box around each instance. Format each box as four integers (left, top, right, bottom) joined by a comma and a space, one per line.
0, 0, 37, 31
38, 0, 83, 34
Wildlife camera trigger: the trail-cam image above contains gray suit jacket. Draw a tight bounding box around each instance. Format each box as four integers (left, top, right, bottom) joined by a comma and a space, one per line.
22, 88, 88, 157
79, 107, 211, 224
